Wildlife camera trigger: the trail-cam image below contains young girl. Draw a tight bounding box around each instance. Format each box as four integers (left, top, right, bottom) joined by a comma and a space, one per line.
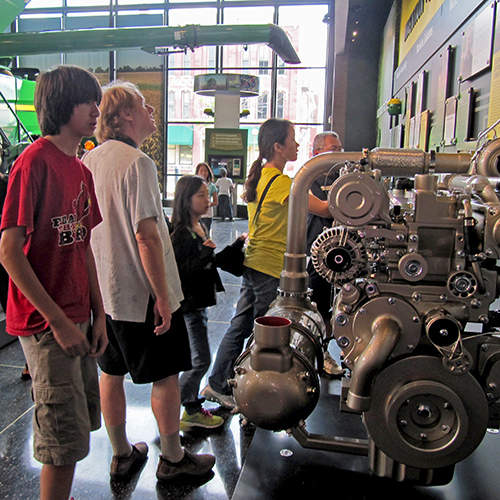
171, 175, 225, 430
195, 162, 218, 234
202, 118, 331, 408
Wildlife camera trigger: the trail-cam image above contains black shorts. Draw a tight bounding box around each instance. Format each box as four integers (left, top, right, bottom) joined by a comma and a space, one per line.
98, 299, 192, 384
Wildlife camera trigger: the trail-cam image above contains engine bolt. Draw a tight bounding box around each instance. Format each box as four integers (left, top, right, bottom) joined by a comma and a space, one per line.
307, 387, 317, 394
412, 316, 419, 323
420, 433, 428, 440
480, 315, 489, 324
410, 234, 418, 242
486, 248, 493, 256
399, 420, 408, 428
300, 372, 310, 380
335, 314, 348, 326
441, 425, 450, 433
443, 402, 451, 410
388, 297, 396, 305
457, 250, 466, 258
471, 299, 482, 309
412, 292, 422, 301
338, 336, 351, 348
359, 308, 367, 315
439, 294, 447, 302
396, 233, 405, 241
488, 383, 497, 390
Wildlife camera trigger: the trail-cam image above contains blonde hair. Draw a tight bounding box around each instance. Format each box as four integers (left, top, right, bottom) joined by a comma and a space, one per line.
96, 80, 142, 143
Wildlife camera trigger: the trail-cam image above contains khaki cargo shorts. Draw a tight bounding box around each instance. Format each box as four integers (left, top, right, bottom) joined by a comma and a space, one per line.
19, 321, 101, 466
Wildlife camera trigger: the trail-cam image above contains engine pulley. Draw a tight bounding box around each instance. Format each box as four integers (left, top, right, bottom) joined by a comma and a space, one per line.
310, 227, 367, 284
364, 356, 488, 469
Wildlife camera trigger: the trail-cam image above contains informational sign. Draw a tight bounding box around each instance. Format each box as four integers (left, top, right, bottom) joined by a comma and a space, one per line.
205, 128, 248, 181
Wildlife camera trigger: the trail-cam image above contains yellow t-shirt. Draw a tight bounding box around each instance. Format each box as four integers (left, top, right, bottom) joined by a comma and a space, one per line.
244, 167, 292, 278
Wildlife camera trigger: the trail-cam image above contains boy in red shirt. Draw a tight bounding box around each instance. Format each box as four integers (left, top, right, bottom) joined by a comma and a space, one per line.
0, 65, 108, 500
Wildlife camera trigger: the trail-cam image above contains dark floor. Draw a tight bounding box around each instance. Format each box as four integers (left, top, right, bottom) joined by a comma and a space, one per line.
1, 218, 500, 499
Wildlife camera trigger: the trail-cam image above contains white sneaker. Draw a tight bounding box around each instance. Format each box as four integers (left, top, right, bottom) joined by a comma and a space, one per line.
323, 350, 345, 377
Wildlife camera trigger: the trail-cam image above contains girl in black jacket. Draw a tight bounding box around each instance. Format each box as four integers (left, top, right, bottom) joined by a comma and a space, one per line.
171, 175, 224, 430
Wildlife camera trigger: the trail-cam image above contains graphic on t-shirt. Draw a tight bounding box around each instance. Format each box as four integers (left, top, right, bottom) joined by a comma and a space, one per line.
51, 181, 91, 246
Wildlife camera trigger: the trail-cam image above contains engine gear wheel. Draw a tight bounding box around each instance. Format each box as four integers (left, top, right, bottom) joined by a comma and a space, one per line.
310, 227, 367, 284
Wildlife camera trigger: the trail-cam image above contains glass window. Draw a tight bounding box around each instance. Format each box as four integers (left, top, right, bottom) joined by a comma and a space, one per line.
277, 91, 285, 119
26, 0, 62, 7
168, 8, 216, 25
208, 46, 216, 70
258, 46, 269, 75
257, 92, 268, 119
183, 51, 191, 76
278, 5, 328, 67
168, 91, 175, 117
179, 145, 193, 164
182, 91, 191, 119
66, 0, 109, 6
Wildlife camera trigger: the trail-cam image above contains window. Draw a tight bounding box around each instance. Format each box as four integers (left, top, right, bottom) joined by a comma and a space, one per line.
277, 91, 285, 119
14, 1, 330, 198
259, 46, 269, 75
258, 92, 268, 119
168, 91, 175, 117
242, 48, 250, 68
208, 46, 216, 69
179, 145, 193, 165
183, 51, 191, 76
182, 92, 191, 119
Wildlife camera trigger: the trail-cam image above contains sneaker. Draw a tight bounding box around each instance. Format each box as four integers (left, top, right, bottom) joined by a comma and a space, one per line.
323, 351, 345, 377
110, 442, 149, 481
180, 408, 224, 431
201, 384, 236, 410
156, 450, 215, 481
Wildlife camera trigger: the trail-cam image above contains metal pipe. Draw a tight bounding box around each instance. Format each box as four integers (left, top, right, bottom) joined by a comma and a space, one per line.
346, 315, 401, 412
0, 24, 301, 64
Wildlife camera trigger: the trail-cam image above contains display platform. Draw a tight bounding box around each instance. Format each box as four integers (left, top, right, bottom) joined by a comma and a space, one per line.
232, 381, 500, 500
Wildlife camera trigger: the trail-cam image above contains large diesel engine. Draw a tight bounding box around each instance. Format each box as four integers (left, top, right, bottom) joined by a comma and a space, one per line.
231, 141, 500, 485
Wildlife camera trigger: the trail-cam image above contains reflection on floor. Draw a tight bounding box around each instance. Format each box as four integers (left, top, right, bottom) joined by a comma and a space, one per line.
1, 218, 500, 499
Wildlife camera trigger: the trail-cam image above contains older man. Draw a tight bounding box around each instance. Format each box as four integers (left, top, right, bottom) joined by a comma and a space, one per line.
306, 131, 345, 377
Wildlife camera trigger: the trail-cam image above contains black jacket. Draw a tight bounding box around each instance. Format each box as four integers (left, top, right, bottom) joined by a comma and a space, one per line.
172, 226, 224, 312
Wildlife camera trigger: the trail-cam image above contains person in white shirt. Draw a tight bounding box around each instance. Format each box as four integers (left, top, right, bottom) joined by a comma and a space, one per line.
215, 167, 234, 221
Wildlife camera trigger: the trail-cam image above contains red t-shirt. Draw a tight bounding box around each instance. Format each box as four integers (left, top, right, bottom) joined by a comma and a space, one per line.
1, 138, 102, 336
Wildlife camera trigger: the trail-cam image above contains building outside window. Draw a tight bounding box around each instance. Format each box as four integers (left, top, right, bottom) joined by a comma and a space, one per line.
14, 0, 330, 200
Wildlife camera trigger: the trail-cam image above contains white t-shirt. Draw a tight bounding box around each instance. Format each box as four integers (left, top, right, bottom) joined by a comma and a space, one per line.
83, 140, 183, 322
216, 177, 233, 196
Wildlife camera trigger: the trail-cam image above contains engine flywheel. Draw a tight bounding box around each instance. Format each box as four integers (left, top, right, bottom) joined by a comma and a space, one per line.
363, 355, 488, 469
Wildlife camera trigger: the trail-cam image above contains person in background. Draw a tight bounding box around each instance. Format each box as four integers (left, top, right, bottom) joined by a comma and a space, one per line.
215, 167, 234, 221
195, 162, 218, 234
0, 65, 108, 500
171, 175, 227, 431
83, 80, 215, 483
306, 131, 345, 377
202, 118, 331, 409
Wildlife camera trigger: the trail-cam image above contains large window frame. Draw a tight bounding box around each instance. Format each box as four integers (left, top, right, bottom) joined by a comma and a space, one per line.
13, 0, 333, 201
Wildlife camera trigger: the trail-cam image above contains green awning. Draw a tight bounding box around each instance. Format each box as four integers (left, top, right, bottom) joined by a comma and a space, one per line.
168, 125, 193, 145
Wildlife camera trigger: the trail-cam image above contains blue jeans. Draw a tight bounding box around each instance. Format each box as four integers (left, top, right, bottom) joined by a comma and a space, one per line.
208, 267, 280, 395
179, 308, 211, 412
